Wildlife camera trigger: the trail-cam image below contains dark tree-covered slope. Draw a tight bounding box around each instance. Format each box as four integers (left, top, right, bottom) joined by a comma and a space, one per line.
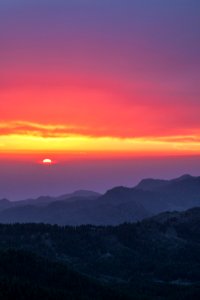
0, 207, 200, 299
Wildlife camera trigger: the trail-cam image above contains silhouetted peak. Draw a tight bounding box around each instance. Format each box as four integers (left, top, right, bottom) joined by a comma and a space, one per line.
136, 178, 169, 191
172, 174, 194, 182
135, 174, 199, 191
0, 198, 10, 204
0, 198, 9, 202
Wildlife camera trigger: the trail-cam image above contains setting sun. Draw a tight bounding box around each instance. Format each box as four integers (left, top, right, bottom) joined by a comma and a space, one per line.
42, 158, 52, 165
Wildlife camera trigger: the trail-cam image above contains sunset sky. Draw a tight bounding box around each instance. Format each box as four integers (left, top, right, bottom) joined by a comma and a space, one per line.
1, 0, 200, 199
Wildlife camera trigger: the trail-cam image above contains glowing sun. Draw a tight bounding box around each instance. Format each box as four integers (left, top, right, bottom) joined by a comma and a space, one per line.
42, 158, 52, 165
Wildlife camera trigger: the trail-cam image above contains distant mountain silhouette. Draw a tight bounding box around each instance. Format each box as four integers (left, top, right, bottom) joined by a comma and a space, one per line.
136, 174, 200, 209
0, 174, 200, 225
57, 190, 101, 201
0, 198, 11, 210
135, 174, 193, 191
0, 190, 101, 209
0, 194, 150, 225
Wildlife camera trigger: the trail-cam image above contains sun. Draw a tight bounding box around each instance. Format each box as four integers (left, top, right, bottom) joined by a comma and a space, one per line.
42, 158, 52, 165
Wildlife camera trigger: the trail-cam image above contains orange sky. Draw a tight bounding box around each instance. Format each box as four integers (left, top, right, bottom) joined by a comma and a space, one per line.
1, 73, 200, 158
1, 0, 200, 160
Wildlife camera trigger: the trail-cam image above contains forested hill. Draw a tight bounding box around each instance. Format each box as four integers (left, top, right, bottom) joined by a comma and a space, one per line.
0, 207, 200, 299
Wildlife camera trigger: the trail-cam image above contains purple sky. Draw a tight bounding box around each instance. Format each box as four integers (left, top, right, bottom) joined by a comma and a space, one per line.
1, 156, 200, 200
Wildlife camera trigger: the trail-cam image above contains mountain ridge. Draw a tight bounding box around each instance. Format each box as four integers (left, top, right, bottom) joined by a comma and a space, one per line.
0, 174, 200, 225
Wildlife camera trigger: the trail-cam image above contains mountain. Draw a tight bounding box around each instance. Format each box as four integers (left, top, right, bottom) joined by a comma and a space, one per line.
92, 174, 200, 224
17, 189, 101, 206
136, 178, 170, 191
0, 189, 101, 210
136, 174, 200, 209
98, 186, 172, 215
0, 207, 200, 299
0, 174, 200, 225
135, 174, 193, 191
136, 174, 195, 189
0, 192, 150, 225
57, 190, 101, 201
0, 198, 11, 210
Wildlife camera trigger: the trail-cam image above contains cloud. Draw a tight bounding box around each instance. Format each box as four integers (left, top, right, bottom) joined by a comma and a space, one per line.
0, 121, 124, 138
1, 121, 200, 146
0, 121, 86, 138
155, 135, 200, 144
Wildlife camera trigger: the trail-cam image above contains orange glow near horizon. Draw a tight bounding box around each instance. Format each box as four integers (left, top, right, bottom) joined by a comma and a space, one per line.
1, 120, 200, 161
1, 70, 200, 161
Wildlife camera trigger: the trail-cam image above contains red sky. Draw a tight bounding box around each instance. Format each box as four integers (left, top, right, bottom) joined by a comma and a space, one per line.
0, 1, 199, 157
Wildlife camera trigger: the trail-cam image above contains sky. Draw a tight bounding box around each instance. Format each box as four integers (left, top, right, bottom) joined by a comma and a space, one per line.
0, 0, 200, 199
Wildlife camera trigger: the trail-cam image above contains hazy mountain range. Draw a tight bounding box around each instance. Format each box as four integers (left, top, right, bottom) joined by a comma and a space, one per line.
1, 174, 200, 225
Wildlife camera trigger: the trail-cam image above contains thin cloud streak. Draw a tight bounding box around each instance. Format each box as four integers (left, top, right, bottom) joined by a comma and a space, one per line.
1, 122, 200, 143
